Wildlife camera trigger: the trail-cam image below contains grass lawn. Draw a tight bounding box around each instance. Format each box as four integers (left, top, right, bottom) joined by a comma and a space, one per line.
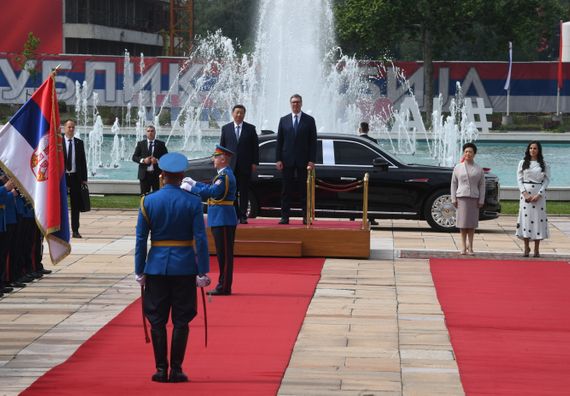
90, 195, 570, 215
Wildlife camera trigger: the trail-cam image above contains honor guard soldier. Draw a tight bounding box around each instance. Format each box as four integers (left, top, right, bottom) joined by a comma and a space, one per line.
181, 145, 237, 296
135, 152, 211, 383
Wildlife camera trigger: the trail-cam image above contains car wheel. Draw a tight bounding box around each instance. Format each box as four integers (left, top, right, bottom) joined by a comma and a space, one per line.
247, 190, 259, 218
424, 190, 457, 232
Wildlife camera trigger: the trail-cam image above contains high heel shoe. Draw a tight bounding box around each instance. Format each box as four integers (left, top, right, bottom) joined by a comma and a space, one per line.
460, 249, 467, 255
533, 252, 540, 258
523, 248, 530, 257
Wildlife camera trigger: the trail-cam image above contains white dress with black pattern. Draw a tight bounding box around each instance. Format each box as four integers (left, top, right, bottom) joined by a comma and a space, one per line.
515, 160, 550, 240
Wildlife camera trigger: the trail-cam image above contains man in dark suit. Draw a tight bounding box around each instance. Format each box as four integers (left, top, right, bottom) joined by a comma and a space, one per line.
359, 122, 378, 144
276, 94, 317, 225
62, 119, 88, 238
220, 104, 259, 224
132, 125, 168, 195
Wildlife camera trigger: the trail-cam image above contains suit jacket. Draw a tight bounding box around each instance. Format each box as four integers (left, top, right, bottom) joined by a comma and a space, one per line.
219, 121, 259, 174
451, 161, 486, 205
135, 184, 209, 276
62, 136, 88, 182
276, 112, 317, 168
360, 133, 378, 144
132, 139, 168, 180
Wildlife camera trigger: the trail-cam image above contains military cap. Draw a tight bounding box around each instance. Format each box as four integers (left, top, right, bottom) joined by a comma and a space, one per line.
212, 144, 235, 157
158, 152, 188, 173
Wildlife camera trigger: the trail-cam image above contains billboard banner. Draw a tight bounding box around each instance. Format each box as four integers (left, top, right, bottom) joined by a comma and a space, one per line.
0, 53, 569, 113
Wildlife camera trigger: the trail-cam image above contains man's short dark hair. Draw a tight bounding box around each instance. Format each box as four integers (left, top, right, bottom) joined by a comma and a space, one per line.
146, 125, 156, 132
359, 122, 369, 133
64, 119, 76, 125
232, 104, 246, 113
290, 94, 302, 102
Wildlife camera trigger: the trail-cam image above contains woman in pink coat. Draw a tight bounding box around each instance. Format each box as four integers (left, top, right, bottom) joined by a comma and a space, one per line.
451, 142, 486, 255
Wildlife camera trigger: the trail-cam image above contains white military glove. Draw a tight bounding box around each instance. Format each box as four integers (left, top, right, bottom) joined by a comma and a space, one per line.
135, 274, 146, 286
196, 274, 211, 288
182, 177, 196, 187
180, 182, 192, 192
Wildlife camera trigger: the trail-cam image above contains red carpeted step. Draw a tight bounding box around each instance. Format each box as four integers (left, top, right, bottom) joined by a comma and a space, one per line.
430, 258, 570, 395
22, 257, 324, 395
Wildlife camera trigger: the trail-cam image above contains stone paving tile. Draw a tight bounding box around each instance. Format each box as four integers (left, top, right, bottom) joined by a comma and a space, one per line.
2, 212, 570, 395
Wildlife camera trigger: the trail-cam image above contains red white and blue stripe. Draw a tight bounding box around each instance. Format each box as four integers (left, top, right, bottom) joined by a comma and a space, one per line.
0, 75, 70, 264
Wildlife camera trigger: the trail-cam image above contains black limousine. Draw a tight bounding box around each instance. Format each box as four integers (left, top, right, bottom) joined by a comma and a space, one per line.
185, 132, 500, 231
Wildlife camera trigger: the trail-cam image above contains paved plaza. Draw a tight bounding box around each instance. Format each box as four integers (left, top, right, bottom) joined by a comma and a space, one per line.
1, 210, 569, 395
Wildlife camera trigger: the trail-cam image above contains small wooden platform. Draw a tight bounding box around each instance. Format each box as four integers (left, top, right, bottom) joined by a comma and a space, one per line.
206, 219, 370, 258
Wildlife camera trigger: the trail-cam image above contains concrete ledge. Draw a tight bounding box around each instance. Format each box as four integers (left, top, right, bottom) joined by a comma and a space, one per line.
88, 180, 570, 201
398, 249, 570, 261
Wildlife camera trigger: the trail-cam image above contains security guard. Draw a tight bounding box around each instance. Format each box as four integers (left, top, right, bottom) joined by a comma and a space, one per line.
182, 145, 237, 296
135, 152, 211, 383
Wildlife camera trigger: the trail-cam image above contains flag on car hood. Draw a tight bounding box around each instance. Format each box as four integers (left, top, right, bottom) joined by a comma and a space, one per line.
0, 75, 70, 264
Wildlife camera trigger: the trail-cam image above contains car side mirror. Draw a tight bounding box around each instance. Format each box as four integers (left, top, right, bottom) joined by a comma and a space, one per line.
373, 158, 389, 171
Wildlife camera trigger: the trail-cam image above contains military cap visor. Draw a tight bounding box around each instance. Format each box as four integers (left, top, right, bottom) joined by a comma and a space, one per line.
212, 144, 235, 157
158, 152, 188, 173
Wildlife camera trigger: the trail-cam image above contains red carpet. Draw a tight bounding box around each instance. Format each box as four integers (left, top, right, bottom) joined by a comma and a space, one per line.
22, 257, 324, 395
430, 258, 570, 396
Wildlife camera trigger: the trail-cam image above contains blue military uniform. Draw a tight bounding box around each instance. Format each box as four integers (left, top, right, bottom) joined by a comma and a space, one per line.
0, 184, 11, 294
192, 145, 237, 295
134, 152, 209, 383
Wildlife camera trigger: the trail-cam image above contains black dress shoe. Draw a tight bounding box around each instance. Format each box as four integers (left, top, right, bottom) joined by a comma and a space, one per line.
19, 275, 34, 283
2, 286, 14, 293
30, 272, 43, 279
40, 268, 52, 274
239, 217, 248, 224
278, 217, 289, 225
73, 232, 82, 238
10, 282, 26, 288
207, 289, 231, 296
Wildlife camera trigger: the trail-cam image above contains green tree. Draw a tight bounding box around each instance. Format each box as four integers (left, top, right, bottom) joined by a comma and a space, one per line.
334, 0, 566, 118
193, 0, 258, 53
15, 32, 41, 87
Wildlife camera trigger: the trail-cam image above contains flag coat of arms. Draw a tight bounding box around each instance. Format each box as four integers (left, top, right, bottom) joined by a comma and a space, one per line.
0, 75, 71, 264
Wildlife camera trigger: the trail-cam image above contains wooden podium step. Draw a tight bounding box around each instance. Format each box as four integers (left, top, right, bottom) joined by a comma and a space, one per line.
235, 240, 302, 257
206, 220, 370, 258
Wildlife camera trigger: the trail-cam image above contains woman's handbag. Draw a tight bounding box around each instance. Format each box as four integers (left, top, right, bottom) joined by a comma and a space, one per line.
80, 184, 91, 212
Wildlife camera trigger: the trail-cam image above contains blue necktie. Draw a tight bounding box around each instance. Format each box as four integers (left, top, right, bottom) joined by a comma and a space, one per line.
293, 115, 299, 134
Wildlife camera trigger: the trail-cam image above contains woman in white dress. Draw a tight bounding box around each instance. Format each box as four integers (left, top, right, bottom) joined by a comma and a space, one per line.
515, 141, 550, 257
451, 143, 486, 255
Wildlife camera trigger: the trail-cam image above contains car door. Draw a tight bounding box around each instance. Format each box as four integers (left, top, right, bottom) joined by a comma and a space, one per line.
254, 139, 281, 211
322, 139, 423, 215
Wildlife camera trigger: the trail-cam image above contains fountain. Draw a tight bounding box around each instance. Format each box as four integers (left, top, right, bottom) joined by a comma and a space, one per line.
72, 1, 564, 188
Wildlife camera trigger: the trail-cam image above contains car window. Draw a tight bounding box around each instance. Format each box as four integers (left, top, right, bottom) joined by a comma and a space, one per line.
258, 139, 324, 164
333, 140, 382, 166
259, 140, 276, 163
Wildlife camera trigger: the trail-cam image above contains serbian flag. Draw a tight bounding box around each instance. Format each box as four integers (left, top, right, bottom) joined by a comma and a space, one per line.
558, 21, 570, 90
0, 74, 71, 264
504, 41, 512, 90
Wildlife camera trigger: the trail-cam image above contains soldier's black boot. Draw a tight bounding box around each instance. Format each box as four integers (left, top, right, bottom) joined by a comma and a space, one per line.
169, 325, 189, 382
150, 327, 168, 382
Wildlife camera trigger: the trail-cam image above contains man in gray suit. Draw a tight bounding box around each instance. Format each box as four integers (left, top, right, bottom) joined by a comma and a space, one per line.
275, 94, 317, 224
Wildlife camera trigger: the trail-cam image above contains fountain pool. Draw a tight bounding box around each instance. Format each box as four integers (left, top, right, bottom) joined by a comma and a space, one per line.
89, 135, 568, 188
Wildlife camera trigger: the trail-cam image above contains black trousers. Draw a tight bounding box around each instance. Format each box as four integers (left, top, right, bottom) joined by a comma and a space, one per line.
143, 275, 197, 329
8, 220, 25, 281
140, 170, 160, 195
281, 166, 308, 218
235, 172, 251, 219
0, 224, 15, 283
211, 225, 236, 292
66, 173, 81, 233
